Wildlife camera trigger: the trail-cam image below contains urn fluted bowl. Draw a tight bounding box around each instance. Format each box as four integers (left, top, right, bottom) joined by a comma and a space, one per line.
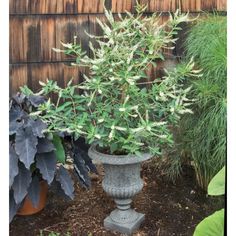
88, 144, 152, 235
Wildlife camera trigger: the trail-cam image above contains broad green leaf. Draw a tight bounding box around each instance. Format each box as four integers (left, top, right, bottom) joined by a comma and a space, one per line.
52, 135, 66, 163
193, 209, 224, 236
208, 166, 225, 196
110, 143, 118, 153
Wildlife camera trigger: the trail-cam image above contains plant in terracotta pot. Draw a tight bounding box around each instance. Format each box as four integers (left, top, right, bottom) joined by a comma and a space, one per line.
33, 5, 200, 234
9, 91, 97, 223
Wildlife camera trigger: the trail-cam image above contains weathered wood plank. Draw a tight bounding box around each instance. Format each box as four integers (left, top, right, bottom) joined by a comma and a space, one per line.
201, 0, 217, 10
10, 63, 88, 95
179, 0, 201, 12
217, 0, 227, 10
10, 17, 26, 63
111, 0, 137, 13
10, 0, 227, 14
140, 0, 178, 12
10, 0, 105, 14
77, 0, 104, 13
10, 64, 28, 95
10, 15, 89, 63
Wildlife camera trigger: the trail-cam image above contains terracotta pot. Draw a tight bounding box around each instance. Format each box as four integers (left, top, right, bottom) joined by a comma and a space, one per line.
17, 180, 48, 216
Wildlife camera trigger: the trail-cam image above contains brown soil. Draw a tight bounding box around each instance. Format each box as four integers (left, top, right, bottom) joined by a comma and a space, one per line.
10, 162, 223, 236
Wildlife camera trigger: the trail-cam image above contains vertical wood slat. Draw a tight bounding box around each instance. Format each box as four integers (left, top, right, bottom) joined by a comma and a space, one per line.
10, 0, 227, 14
10, 15, 89, 63
10, 0, 105, 14
179, 0, 201, 12
201, 0, 217, 10
140, 0, 178, 12
217, 0, 227, 10
111, 0, 137, 13
10, 65, 28, 95
10, 63, 88, 95
77, 0, 104, 13
10, 17, 25, 63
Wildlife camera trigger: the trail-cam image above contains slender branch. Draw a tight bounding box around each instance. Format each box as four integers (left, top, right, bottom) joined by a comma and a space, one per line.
70, 96, 77, 115
56, 96, 61, 108
136, 80, 162, 85
88, 106, 96, 126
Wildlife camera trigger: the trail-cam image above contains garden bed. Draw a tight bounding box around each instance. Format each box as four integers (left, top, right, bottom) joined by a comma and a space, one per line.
10, 162, 223, 236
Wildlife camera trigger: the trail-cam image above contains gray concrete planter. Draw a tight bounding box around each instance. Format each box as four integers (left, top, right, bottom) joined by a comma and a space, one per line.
88, 144, 152, 235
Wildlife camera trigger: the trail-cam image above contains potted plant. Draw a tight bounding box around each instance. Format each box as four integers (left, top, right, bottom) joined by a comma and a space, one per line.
32, 5, 200, 234
9, 91, 97, 223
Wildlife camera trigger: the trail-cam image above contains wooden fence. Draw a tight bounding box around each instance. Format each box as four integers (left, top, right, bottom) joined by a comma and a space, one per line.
9, 0, 227, 95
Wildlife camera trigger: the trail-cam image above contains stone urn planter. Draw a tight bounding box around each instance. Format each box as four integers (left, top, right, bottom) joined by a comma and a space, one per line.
88, 144, 152, 235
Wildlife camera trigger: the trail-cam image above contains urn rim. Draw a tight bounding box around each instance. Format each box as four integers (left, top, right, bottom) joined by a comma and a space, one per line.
88, 143, 152, 165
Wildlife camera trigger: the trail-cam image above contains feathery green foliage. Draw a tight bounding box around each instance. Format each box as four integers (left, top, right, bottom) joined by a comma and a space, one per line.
180, 14, 226, 190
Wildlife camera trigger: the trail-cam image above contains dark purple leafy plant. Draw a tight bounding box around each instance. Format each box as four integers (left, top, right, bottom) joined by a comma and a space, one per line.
9, 92, 97, 223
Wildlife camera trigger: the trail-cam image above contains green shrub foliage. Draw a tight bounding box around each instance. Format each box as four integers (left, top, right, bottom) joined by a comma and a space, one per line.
34, 6, 200, 156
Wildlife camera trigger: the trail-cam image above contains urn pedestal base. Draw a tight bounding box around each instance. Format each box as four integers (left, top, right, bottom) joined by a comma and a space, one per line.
104, 198, 145, 234
104, 212, 145, 235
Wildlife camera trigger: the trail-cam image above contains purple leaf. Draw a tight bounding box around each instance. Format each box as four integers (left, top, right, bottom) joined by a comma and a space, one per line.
15, 127, 38, 169
9, 145, 19, 188
37, 138, 55, 153
50, 179, 72, 201
12, 93, 26, 105
73, 151, 91, 188
9, 190, 21, 223
27, 176, 40, 208
9, 105, 24, 135
36, 152, 57, 184
28, 95, 45, 107
12, 162, 32, 204
57, 166, 74, 199
28, 119, 47, 138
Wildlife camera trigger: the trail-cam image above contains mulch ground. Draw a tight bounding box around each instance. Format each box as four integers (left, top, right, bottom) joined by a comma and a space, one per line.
10, 162, 224, 236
